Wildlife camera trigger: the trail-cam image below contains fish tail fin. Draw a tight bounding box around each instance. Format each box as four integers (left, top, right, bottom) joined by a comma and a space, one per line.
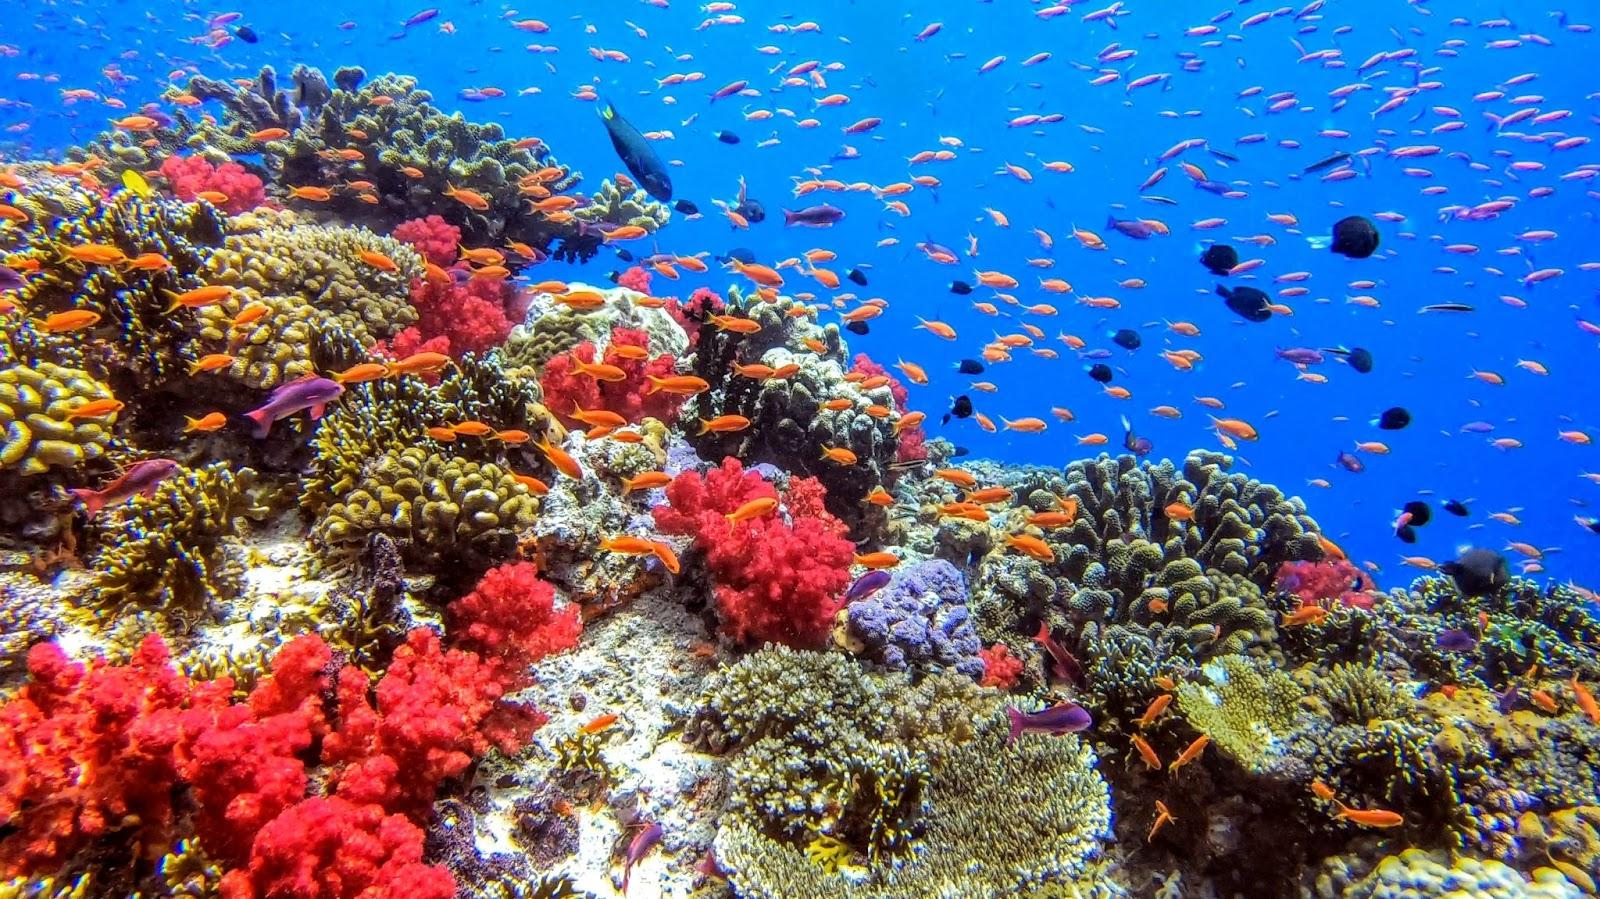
69, 488, 104, 517
161, 289, 181, 313
244, 408, 273, 439
782, 208, 796, 226
1005, 706, 1024, 747
643, 375, 662, 396
600, 100, 616, 120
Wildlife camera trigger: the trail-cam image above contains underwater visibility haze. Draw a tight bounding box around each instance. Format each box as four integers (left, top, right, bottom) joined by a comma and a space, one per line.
1, 0, 1599, 896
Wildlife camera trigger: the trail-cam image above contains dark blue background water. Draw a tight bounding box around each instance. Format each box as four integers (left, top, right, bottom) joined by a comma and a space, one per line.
4, 0, 1597, 590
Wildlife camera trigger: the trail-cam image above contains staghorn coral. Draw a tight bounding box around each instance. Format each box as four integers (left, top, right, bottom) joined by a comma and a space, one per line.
195, 219, 421, 388
0, 361, 117, 476
1175, 654, 1306, 773
311, 446, 537, 573
706, 648, 1112, 898
86, 462, 255, 614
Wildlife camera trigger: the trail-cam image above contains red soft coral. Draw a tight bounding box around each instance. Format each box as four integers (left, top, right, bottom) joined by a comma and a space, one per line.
850, 353, 926, 462
1274, 559, 1377, 610
0, 633, 216, 876
616, 265, 653, 293
978, 644, 1024, 691
666, 286, 725, 349
324, 629, 544, 816
539, 326, 684, 428
451, 561, 582, 672
653, 458, 853, 647
217, 796, 454, 899
404, 271, 515, 357
392, 215, 461, 268
159, 154, 265, 215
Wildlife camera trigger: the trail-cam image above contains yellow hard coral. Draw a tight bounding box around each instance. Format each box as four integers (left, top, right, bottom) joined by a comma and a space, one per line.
0, 361, 117, 475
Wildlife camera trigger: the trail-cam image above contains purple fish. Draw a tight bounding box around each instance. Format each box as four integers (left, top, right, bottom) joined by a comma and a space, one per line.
1195, 179, 1231, 195
1436, 629, 1478, 652
622, 821, 662, 895
244, 376, 343, 438
1496, 685, 1521, 715
783, 204, 845, 227
70, 458, 181, 516
1336, 450, 1365, 473
845, 570, 892, 603
1276, 346, 1326, 365
0, 265, 24, 293
1106, 215, 1155, 239
1006, 703, 1092, 745
402, 7, 439, 27
1460, 421, 1496, 434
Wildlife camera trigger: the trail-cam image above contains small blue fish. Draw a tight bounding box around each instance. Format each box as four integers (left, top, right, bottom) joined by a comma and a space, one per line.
1005, 703, 1092, 746
845, 570, 892, 603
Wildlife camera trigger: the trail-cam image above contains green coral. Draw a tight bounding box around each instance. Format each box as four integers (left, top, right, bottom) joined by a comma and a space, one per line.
573, 179, 670, 233
0, 361, 117, 475
196, 217, 421, 388
1317, 662, 1415, 725
701, 648, 1111, 897
1175, 654, 1305, 773
311, 446, 536, 569
87, 462, 255, 614
159, 837, 222, 898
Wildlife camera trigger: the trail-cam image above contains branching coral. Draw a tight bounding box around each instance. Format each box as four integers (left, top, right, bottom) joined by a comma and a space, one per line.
86, 462, 255, 614
1175, 654, 1306, 773
653, 458, 853, 647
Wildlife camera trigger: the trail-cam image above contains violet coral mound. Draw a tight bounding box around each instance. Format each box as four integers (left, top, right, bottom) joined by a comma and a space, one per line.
843, 558, 986, 679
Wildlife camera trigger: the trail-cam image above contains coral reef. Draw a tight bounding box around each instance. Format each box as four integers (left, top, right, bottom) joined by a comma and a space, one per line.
839, 559, 985, 679
0, 362, 117, 476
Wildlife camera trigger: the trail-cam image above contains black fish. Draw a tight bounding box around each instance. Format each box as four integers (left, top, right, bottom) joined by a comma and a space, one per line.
951, 445, 970, 458
1112, 328, 1141, 350
1440, 548, 1510, 597
1331, 215, 1380, 259
1122, 415, 1152, 457
599, 101, 672, 202
847, 268, 868, 286
615, 248, 635, 262
606, 271, 621, 283
1200, 243, 1239, 276
1419, 303, 1475, 313
1578, 517, 1600, 535
949, 280, 974, 295
1216, 284, 1272, 322
233, 25, 259, 43
674, 199, 700, 215
1376, 407, 1411, 430
947, 394, 973, 421
735, 197, 765, 223
1403, 500, 1431, 526
846, 320, 870, 336
1443, 499, 1469, 517
956, 359, 985, 375
714, 130, 740, 144
1208, 147, 1240, 163
1303, 151, 1352, 174
722, 247, 756, 265
1347, 347, 1374, 373
1396, 524, 1417, 544
1336, 450, 1364, 473
1087, 363, 1113, 384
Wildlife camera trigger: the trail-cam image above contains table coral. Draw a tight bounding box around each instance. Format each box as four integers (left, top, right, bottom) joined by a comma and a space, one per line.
653, 457, 853, 647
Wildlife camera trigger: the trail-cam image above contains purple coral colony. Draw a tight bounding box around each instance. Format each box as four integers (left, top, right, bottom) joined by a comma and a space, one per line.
0, 3, 1598, 899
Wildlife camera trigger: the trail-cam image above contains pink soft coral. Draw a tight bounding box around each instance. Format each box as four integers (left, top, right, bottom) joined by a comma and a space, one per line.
159, 155, 265, 215
540, 326, 685, 428
653, 458, 854, 647
616, 265, 653, 293
1275, 558, 1377, 610
451, 561, 582, 672
217, 796, 454, 899
850, 353, 927, 463
978, 644, 1024, 691
392, 215, 461, 268
667, 287, 725, 349
403, 270, 515, 357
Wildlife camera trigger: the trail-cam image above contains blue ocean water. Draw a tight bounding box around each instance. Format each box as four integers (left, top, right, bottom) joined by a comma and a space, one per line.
4, 0, 1597, 590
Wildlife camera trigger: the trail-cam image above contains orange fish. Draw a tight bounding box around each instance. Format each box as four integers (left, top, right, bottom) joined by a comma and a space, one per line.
249, 127, 290, 141
1164, 502, 1195, 521
1167, 734, 1210, 772
1147, 800, 1175, 843
935, 468, 978, 489
1283, 605, 1330, 627
1310, 780, 1337, 802
287, 185, 332, 202
1130, 734, 1161, 770
537, 438, 583, 480
580, 712, 619, 735
1137, 694, 1172, 729
646, 375, 710, 396
1004, 533, 1054, 562
32, 310, 102, 333
853, 552, 900, 569
512, 473, 550, 495
183, 411, 228, 433
65, 398, 123, 420
163, 285, 234, 312
726, 496, 778, 524
1332, 802, 1403, 828
1572, 676, 1600, 724
332, 362, 389, 384
1002, 416, 1048, 433
59, 244, 128, 266
622, 471, 672, 494
187, 354, 235, 376
866, 486, 894, 506
358, 249, 399, 271
699, 414, 752, 434
821, 446, 859, 465
445, 184, 491, 210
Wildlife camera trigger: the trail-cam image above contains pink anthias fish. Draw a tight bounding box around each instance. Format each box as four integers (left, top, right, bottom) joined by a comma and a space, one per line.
244, 375, 344, 438
70, 458, 181, 516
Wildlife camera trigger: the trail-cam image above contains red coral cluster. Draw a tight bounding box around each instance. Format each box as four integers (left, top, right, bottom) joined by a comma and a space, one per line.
615, 265, 653, 294
450, 561, 582, 672
0, 620, 551, 894
653, 458, 854, 647
666, 286, 725, 349
850, 353, 927, 463
1274, 558, 1377, 610
978, 644, 1023, 690
378, 269, 515, 361
392, 215, 461, 268
539, 326, 685, 428
159, 154, 266, 215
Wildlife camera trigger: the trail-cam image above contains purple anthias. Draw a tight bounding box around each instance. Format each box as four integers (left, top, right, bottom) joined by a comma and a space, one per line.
1336, 450, 1365, 473
622, 821, 662, 895
0, 265, 25, 293
1436, 629, 1478, 652
1106, 215, 1156, 239
1276, 346, 1326, 365
1005, 703, 1093, 746
244, 376, 344, 438
783, 204, 845, 227
70, 458, 181, 516
844, 570, 892, 603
